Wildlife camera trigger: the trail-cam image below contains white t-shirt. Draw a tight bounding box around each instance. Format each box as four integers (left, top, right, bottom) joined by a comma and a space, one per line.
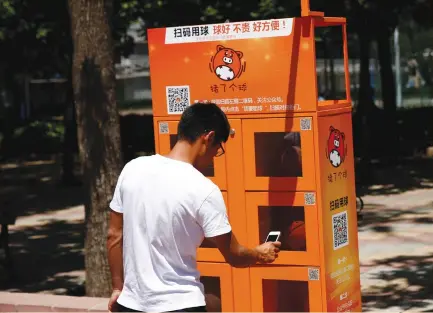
110, 154, 232, 312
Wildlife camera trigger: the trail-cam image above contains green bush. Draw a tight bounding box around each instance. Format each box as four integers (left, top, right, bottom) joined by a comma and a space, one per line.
3, 120, 65, 157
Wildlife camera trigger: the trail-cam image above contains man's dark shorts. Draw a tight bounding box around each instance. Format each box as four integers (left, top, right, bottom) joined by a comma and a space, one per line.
116, 302, 207, 312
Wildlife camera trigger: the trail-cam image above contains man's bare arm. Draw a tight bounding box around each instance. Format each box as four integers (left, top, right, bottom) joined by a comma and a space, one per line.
107, 210, 124, 291
208, 231, 280, 268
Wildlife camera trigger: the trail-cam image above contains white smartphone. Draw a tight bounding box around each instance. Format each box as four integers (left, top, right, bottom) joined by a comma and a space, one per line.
265, 231, 281, 243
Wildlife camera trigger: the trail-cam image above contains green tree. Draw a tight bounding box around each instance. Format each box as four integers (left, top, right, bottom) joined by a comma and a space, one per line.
0, 0, 71, 154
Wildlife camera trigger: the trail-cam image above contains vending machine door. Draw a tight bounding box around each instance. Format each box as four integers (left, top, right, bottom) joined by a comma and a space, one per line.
242, 117, 316, 191
250, 266, 323, 312
198, 262, 234, 312
246, 191, 320, 266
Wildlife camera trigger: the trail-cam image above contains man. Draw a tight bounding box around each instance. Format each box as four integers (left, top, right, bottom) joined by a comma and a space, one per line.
107, 102, 281, 313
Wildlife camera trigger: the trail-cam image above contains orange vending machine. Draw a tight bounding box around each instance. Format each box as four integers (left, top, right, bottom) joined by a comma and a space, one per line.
147, 1, 362, 312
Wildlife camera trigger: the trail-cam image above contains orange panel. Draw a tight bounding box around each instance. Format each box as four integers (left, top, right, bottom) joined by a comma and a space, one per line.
223, 119, 246, 242
153, 117, 162, 155
231, 268, 251, 312
250, 266, 323, 312
242, 117, 316, 191
314, 17, 346, 26
198, 262, 234, 312
316, 112, 362, 312
224, 119, 252, 312
342, 24, 352, 103
147, 17, 318, 116
301, 0, 311, 16
313, 21, 351, 111
224, 119, 247, 243
156, 120, 227, 190
246, 192, 320, 266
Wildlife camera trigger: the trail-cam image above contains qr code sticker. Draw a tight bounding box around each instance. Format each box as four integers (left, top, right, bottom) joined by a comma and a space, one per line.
332, 211, 349, 250
304, 193, 316, 205
159, 122, 169, 134
300, 117, 312, 131
308, 268, 320, 281
166, 86, 190, 114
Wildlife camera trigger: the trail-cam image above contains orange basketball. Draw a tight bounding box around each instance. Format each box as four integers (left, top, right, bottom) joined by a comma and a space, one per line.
205, 293, 222, 312
287, 220, 306, 251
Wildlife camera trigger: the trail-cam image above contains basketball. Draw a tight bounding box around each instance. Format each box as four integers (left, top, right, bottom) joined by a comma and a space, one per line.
287, 220, 306, 251
205, 293, 222, 312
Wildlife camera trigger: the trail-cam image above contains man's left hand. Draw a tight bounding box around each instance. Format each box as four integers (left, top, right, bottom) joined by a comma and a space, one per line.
108, 289, 122, 312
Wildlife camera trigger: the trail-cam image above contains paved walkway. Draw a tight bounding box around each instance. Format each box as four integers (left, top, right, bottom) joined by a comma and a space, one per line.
1, 159, 433, 311
359, 190, 433, 312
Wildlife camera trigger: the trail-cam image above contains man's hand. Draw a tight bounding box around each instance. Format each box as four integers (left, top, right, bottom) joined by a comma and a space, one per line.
254, 241, 281, 264
108, 289, 122, 312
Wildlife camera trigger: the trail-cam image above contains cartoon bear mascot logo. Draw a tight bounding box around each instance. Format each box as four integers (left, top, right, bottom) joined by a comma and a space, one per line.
326, 126, 347, 168
209, 45, 246, 81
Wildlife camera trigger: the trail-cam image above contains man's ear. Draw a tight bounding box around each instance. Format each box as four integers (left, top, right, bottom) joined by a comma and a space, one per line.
205, 131, 216, 145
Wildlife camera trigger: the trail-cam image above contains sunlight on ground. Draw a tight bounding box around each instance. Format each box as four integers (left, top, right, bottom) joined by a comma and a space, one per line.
12, 206, 84, 228
0, 159, 56, 170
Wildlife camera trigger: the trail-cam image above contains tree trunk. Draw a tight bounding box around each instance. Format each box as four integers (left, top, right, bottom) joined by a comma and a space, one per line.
377, 26, 398, 158
68, 0, 123, 297
356, 28, 374, 183
61, 69, 79, 185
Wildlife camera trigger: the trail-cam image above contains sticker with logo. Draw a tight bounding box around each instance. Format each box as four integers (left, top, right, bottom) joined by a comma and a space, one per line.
326, 126, 347, 168
209, 45, 246, 81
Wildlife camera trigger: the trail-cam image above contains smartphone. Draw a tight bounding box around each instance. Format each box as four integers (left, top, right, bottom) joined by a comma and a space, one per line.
265, 231, 281, 243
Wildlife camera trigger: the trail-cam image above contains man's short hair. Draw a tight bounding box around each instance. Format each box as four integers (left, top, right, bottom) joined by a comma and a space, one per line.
177, 102, 230, 145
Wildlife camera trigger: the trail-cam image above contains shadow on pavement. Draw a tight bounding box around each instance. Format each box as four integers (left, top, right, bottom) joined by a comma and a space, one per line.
356, 158, 433, 197
0, 220, 85, 295
362, 253, 433, 311
358, 202, 433, 234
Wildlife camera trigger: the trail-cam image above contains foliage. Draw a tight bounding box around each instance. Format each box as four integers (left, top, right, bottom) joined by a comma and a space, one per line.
0, 0, 430, 79
0, 0, 143, 79
0, 120, 65, 156
0, 0, 71, 78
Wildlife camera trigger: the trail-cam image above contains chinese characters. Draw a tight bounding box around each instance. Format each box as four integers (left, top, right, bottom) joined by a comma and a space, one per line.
330, 263, 355, 280
211, 98, 253, 105
330, 196, 349, 211
212, 20, 282, 36
193, 98, 300, 113
328, 170, 348, 183
210, 83, 248, 93
165, 18, 293, 44
173, 26, 209, 38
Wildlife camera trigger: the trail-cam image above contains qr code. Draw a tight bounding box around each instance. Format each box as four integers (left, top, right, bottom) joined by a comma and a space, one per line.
300, 118, 312, 131
304, 193, 316, 205
332, 211, 349, 250
166, 86, 190, 114
159, 122, 169, 134
308, 268, 320, 281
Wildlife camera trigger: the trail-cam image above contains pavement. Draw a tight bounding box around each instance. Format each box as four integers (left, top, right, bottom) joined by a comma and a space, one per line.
1, 159, 433, 312
358, 190, 433, 312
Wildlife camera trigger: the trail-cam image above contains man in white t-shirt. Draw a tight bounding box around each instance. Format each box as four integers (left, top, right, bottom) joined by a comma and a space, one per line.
107, 102, 281, 313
